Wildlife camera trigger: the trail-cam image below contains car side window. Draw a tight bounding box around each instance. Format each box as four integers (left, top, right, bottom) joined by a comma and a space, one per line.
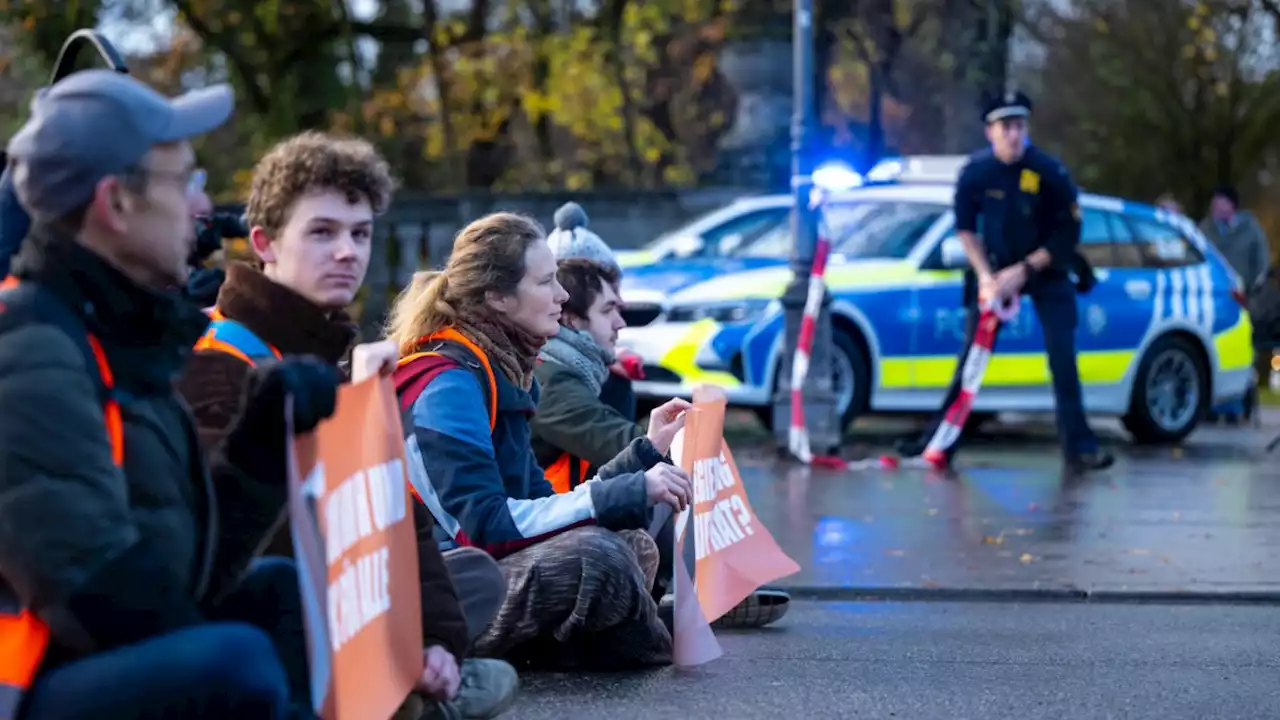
1128, 216, 1206, 268
1077, 209, 1117, 267
703, 208, 790, 255
1105, 213, 1147, 268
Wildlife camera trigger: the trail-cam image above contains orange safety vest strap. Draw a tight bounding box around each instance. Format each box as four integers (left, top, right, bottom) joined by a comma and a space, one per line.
544, 453, 591, 494
193, 311, 282, 367
397, 327, 499, 430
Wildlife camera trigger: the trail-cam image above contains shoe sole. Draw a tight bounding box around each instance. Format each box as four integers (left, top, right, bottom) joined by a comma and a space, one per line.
711, 590, 791, 629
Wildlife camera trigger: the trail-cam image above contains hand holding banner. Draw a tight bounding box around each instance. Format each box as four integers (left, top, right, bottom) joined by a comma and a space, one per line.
674, 386, 800, 624
288, 376, 424, 720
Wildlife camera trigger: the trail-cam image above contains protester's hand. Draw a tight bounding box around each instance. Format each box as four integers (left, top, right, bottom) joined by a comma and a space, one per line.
241, 356, 341, 436
646, 398, 692, 455
351, 339, 398, 383
416, 645, 461, 701
644, 463, 692, 511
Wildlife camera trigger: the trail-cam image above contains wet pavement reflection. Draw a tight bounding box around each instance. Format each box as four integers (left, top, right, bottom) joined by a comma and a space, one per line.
734, 417, 1280, 594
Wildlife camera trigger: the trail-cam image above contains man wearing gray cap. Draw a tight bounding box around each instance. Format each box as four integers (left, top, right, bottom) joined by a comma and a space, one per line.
0, 70, 340, 719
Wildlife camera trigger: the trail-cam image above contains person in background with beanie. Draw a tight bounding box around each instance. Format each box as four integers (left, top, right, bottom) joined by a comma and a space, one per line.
546, 202, 644, 415
535, 202, 792, 630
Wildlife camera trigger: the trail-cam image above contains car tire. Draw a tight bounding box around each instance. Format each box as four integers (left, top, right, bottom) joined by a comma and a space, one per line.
1122, 334, 1208, 445
833, 330, 871, 431
753, 330, 870, 434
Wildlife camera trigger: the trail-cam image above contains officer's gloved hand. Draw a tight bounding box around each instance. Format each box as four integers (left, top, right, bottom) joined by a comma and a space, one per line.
1072, 251, 1097, 294
224, 356, 342, 483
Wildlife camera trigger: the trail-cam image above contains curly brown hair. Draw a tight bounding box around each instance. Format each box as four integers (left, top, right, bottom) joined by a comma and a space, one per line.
246, 131, 397, 235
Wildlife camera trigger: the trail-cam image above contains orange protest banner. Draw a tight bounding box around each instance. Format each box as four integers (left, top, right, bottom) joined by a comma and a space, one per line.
288, 377, 424, 720
674, 386, 800, 624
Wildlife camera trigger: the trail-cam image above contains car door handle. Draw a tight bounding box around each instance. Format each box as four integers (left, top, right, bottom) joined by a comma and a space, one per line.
1124, 279, 1152, 299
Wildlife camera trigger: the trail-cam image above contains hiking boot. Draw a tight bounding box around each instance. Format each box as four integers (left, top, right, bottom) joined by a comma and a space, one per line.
657, 593, 675, 635
394, 693, 462, 720
1065, 450, 1115, 475
711, 588, 791, 629
453, 658, 519, 719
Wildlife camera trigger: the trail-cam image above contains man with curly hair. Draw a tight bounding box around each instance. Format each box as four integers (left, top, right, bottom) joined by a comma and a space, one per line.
176, 131, 517, 720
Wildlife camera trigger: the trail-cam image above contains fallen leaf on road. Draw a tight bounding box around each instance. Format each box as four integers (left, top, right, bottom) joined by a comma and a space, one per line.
1126, 549, 1150, 556
983, 535, 1003, 545
885, 549, 906, 557
1019, 553, 1036, 564
1171, 447, 1183, 459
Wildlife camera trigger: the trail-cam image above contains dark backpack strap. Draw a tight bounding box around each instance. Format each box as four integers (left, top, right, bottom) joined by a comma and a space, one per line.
0, 281, 111, 407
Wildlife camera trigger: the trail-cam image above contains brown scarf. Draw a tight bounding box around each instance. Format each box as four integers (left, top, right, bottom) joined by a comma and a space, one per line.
451, 311, 545, 391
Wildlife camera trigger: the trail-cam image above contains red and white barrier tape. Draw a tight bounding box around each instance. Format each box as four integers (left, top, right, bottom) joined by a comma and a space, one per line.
787, 204, 1021, 469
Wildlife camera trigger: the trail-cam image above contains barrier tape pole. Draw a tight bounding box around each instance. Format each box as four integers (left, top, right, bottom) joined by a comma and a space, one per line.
787, 190, 834, 464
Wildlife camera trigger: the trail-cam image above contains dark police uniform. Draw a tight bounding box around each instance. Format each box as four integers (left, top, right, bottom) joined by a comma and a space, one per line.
899, 91, 1111, 471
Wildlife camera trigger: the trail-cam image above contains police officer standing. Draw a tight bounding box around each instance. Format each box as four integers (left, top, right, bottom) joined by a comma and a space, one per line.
896, 90, 1114, 474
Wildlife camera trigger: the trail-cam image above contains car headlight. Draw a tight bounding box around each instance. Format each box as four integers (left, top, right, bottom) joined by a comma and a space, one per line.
666, 299, 774, 324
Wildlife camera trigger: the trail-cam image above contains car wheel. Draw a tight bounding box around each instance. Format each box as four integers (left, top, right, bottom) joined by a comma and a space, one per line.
832, 330, 870, 431
755, 330, 870, 434
1122, 334, 1208, 445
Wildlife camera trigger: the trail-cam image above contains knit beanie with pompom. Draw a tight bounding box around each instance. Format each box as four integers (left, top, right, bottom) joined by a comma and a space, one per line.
545, 202, 621, 274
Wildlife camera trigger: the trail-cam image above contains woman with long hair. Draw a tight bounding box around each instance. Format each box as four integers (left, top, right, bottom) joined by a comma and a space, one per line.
387, 212, 692, 670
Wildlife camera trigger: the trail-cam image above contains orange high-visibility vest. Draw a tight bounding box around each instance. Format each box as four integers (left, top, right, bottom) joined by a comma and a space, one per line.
0, 276, 126, 718
395, 328, 498, 506
544, 453, 590, 494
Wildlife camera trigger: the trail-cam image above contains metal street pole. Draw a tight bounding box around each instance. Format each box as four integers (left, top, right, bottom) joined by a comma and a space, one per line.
772, 0, 841, 456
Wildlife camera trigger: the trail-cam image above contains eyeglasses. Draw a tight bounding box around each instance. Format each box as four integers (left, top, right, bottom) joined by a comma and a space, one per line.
123, 166, 207, 195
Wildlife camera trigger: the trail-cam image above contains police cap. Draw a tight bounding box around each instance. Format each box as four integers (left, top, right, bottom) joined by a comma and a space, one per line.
984, 90, 1032, 125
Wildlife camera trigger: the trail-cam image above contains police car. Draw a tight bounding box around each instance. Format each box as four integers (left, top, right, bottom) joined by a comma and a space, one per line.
617, 157, 1255, 444
616, 195, 796, 327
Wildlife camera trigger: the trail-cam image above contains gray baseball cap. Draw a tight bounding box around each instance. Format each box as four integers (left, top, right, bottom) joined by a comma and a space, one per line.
6, 69, 234, 219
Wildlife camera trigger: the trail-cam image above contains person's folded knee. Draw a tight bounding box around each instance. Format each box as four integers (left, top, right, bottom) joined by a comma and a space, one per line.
199, 623, 290, 700
575, 527, 642, 575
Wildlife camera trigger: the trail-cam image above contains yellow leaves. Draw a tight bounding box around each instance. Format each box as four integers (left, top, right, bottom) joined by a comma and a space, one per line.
692, 54, 716, 84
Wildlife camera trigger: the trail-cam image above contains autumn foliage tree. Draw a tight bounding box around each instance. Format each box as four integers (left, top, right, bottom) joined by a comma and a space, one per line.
1023, 0, 1280, 217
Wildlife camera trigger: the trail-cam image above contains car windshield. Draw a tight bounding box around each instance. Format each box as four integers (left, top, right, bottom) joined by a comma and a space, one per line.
831, 201, 947, 258
735, 200, 947, 259
644, 203, 789, 257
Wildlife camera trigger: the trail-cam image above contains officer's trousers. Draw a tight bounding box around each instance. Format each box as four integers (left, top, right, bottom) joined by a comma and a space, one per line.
915, 277, 1099, 461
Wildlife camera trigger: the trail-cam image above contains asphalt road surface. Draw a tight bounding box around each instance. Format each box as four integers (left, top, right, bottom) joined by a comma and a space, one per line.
511, 600, 1280, 719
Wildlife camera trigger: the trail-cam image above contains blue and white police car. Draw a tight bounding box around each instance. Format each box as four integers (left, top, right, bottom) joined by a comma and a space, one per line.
617, 157, 1255, 444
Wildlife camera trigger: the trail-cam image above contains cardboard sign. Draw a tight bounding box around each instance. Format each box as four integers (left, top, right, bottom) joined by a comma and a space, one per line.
289, 377, 424, 720
673, 386, 800, 624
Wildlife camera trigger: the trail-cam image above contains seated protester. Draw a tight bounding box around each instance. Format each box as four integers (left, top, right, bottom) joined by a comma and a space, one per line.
0, 70, 341, 718
529, 256, 791, 630
175, 131, 516, 720
544, 202, 641, 419
386, 212, 694, 670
